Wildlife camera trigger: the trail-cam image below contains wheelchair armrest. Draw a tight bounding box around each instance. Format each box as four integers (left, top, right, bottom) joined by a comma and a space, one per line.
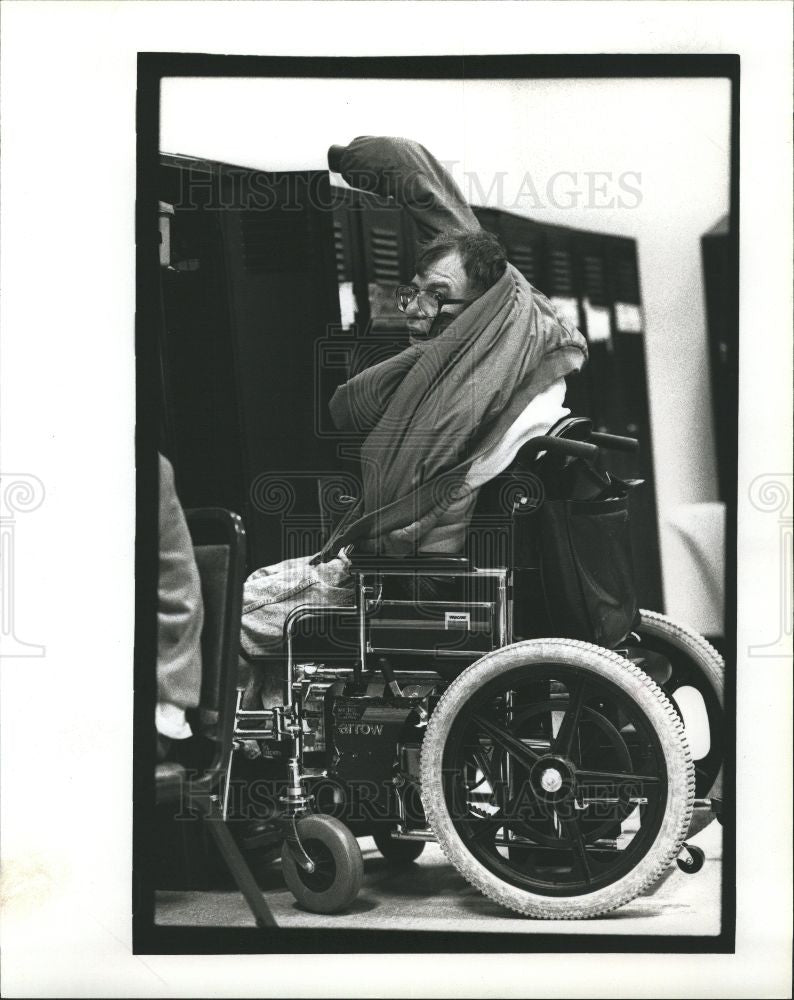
348, 552, 472, 572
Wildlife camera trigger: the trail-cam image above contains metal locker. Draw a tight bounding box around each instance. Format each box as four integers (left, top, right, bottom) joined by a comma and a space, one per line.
158, 155, 342, 570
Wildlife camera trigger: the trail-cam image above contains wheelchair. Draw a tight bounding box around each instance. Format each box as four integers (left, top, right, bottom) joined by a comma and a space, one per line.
228, 419, 724, 919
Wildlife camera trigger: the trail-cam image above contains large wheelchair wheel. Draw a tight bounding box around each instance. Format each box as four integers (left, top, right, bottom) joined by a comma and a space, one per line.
634, 610, 724, 804
281, 815, 363, 914
420, 639, 695, 919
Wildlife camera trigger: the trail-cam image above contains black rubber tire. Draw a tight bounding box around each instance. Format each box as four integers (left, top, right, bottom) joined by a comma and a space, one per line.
373, 831, 426, 864
677, 844, 706, 874
420, 638, 695, 919
636, 610, 724, 836
281, 815, 363, 914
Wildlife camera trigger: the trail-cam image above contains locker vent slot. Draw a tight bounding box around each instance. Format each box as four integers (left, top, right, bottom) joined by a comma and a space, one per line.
507, 243, 539, 284
333, 218, 349, 282
582, 254, 607, 305
370, 227, 401, 282
613, 255, 640, 304
547, 247, 575, 296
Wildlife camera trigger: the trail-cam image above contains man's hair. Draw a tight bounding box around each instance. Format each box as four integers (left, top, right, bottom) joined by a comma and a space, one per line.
415, 229, 508, 295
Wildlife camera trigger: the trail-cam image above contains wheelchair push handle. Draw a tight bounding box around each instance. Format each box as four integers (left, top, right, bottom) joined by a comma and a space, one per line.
589, 431, 640, 452
520, 436, 600, 462
520, 431, 639, 464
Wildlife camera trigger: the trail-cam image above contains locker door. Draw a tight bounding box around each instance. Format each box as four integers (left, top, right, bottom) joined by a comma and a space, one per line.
345, 193, 414, 377
159, 162, 247, 521
701, 216, 737, 504
494, 211, 546, 288
222, 169, 341, 567
603, 234, 663, 610
159, 157, 342, 570
358, 195, 413, 326
575, 230, 624, 433
331, 187, 358, 332
542, 223, 590, 419
472, 206, 501, 235
606, 235, 649, 438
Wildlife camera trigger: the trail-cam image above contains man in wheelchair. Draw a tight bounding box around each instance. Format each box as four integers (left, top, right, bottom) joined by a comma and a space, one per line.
241, 135, 587, 651
232, 137, 724, 919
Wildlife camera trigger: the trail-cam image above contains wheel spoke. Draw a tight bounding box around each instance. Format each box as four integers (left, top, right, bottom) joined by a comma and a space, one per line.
576, 768, 661, 793
472, 746, 498, 788
470, 745, 511, 809
461, 787, 532, 845
463, 809, 507, 845
552, 677, 587, 756
471, 713, 540, 770
561, 817, 593, 885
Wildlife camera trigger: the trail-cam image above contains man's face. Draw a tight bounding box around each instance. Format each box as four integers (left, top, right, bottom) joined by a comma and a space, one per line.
405, 250, 479, 345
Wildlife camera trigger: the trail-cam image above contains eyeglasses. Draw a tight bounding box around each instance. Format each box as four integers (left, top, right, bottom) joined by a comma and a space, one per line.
394, 284, 472, 318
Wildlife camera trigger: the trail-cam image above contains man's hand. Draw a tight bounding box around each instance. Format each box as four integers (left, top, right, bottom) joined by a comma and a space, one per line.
385, 504, 446, 555
327, 144, 347, 173
383, 475, 474, 553
326, 136, 480, 243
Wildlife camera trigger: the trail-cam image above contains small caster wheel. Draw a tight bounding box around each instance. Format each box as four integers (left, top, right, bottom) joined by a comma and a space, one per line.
676, 844, 706, 874
373, 831, 425, 865
282, 814, 363, 914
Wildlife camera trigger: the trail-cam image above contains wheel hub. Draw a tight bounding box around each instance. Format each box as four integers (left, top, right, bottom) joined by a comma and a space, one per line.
529, 755, 576, 803
540, 767, 563, 792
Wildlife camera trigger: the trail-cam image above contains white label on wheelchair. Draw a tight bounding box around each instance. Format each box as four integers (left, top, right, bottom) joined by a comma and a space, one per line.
444, 611, 471, 630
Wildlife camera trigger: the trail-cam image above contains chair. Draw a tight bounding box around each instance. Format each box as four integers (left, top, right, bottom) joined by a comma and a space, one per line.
229, 423, 722, 917
155, 507, 276, 928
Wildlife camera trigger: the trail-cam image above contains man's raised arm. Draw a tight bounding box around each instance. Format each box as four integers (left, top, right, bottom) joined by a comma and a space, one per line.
328, 136, 480, 243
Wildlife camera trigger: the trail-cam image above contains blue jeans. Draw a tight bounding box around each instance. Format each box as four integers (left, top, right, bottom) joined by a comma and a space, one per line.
240, 549, 355, 659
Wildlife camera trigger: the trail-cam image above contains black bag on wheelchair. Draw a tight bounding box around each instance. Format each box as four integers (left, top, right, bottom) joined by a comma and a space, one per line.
511, 442, 640, 649
537, 494, 637, 648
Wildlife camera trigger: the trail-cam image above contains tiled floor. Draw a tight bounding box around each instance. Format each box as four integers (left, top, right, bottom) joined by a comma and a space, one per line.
155, 820, 722, 936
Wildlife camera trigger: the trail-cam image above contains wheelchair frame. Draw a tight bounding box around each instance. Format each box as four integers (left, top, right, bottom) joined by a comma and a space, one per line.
225, 432, 724, 918
229, 563, 509, 815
